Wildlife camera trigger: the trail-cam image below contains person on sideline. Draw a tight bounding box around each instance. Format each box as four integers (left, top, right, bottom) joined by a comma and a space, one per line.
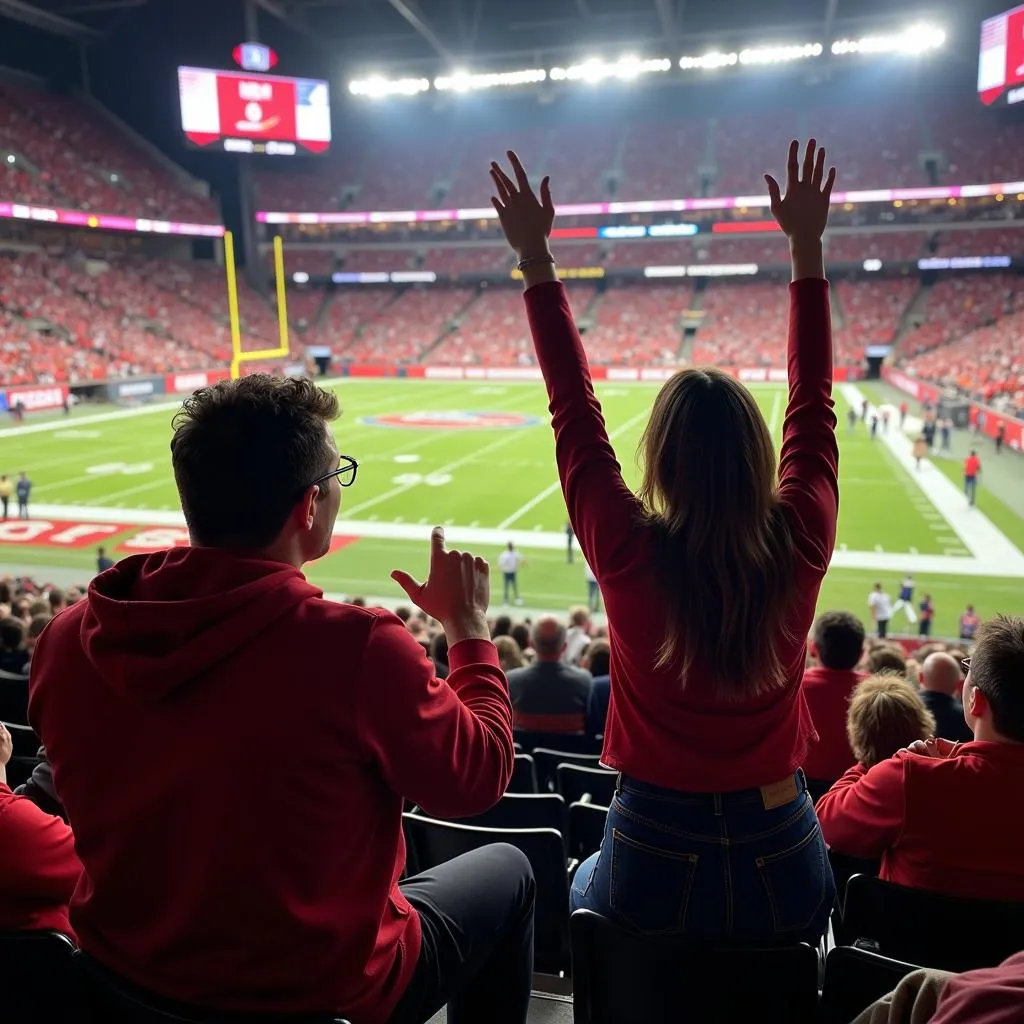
584, 560, 600, 613
918, 593, 934, 637
490, 139, 839, 943
816, 616, 1024, 901
868, 582, 893, 639
0, 722, 81, 936
918, 652, 972, 743
96, 547, 114, 574
801, 611, 866, 792
30, 375, 533, 1024
913, 436, 928, 470
16, 472, 30, 520
565, 521, 575, 563
0, 475, 11, 520
845, 675, 935, 770
963, 450, 981, 506
960, 604, 981, 641
506, 616, 592, 734
498, 541, 526, 606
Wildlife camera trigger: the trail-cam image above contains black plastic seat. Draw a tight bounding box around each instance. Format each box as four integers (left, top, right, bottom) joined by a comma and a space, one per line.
452, 792, 567, 839
827, 849, 880, 912
555, 763, 617, 806
569, 910, 820, 1023
530, 748, 604, 792
842, 873, 1024, 972
567, 801, 607, 861
820, 945, 921, 1024
0, 671, 30, 725
0, 930, 83, 1023
513, 731, 600, 756
508, 752, 537, 793
402, 813, 571, 974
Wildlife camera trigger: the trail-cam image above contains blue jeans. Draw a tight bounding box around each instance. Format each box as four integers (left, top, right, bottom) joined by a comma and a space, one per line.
570, 772, 834, 945
503, 572, 519, 603
965, 475, 977, 505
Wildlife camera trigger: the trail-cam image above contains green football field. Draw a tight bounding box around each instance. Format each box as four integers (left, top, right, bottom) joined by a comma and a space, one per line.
3, 377, 1024, 638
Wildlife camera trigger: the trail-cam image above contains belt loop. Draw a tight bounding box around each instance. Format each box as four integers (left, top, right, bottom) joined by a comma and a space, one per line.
796, 768, 807, 794
615, 773, 624, 796
713, 793, 723, 817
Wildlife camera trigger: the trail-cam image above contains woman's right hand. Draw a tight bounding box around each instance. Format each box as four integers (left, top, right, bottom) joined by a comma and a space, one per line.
765, 139, 836, 242
489, 151, 555, 260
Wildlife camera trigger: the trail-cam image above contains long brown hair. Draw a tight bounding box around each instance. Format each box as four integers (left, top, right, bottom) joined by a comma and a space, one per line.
637, 368, 796, 698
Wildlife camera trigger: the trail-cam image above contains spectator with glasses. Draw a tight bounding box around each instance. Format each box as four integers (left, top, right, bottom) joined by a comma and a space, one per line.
30, 375, 531, 1024
816, 615, 1024, 901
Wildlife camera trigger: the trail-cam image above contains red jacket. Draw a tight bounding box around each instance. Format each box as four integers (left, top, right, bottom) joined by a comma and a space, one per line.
816, 741, 1024, 900
0, 783, 80, 935
29, 548, 514, 1023
523, 279, 838, 791
800, 666, 865, 781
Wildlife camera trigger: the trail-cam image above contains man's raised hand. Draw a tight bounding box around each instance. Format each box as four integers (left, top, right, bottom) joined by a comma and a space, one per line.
490, 151, 555, 259
765, 139, 836, 243
392, 527, 491, 644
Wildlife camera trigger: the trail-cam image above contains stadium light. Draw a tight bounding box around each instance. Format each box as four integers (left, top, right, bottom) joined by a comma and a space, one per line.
831, 24, 945, 56
435, 68, 547, 91
292, 271, 310, 284
549, 56, 671, 83
679, 52, 738, 70
348, 75, 430, 98
739, 43, 823, 64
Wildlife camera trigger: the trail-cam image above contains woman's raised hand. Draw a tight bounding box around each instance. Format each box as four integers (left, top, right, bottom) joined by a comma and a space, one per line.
490, 151, 555, 259
765, 140, 836, 242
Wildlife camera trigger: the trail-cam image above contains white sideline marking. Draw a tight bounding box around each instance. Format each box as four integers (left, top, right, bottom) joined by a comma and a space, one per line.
495, 407, 651, 530
768, 391, 783, 436
23, 502, 1024, 578
842, 384, 1024, 573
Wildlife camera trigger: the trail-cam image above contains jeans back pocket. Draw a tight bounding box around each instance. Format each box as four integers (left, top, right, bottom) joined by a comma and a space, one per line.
755, 821, 832, 936
609, 827, 698, 934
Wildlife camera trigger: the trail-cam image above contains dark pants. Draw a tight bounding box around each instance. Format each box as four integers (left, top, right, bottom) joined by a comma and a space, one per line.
0, 496, 7, 519
570, 772, 834, 946
503, 572, 519, 603
877, 619, 889, 638
17, 500, 28, 520
919, 619, 932, 636
964, 475, 977, 505
390, 845, 535, 1024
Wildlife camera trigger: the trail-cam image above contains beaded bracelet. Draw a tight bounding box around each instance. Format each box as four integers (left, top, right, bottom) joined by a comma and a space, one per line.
517, 254, 556, 271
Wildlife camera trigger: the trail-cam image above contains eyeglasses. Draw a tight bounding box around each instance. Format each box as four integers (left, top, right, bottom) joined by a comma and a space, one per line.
961, 657, 972, 676
309, 455, 359, 492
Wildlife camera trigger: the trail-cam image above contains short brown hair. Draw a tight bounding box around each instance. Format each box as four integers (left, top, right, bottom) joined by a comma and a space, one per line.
493, 635, 525, 672
170, 374, 339, 548
866, 644, 907, 676
970, 616, 1024, 743
847, 674, 935, 768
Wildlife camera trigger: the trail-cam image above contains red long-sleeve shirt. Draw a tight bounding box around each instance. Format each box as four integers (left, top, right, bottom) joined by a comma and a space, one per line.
815, 741, 1024, 900
523, 279, 838, 791
0, 782, 81, 935
29, 547, 513, 1023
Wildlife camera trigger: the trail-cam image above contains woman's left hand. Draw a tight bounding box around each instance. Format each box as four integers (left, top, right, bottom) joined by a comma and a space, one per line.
490, 151, 555, 259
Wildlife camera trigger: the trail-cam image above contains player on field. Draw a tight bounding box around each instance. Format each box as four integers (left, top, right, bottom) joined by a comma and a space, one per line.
918, 594, 934, 637
892, 574, 917, 625
498, 541, 526, 606
15, 472, 31, 520
846, 407, 857, 433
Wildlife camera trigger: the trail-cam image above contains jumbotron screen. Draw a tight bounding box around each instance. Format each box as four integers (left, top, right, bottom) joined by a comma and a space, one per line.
978, 4, 1024, 106
178, 66, 331, 156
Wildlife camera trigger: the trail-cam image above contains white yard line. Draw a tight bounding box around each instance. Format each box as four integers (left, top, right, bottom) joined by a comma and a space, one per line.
768, 390, 783, 437
86, 478, 171, 506
495, 407, 651, 530
23, 501, 1024, 578
842, 384, 1024, 573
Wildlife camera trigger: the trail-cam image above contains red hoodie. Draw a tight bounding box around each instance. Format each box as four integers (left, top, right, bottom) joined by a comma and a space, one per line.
29, 547, 514, 1023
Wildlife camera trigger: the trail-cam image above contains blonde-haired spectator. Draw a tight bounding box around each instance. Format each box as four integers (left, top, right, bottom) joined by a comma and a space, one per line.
847, 674, 936, 769
493, 635, 525, 673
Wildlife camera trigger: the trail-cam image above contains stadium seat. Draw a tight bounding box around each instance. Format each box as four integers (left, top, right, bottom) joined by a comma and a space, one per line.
0, 930, 82, 1024
841, 874, 1024, 972
0, 669, 29, 725
401, 814, 572, 974
827, 850, 880, 912
509, 752, 538, 794
820, 946, 922, 1024
2, 721, 40, 790
567, 801, 608, 862
555, 764, 618, 807
451, 792, 568, 840
529, 747, 604, 792
513, 731, 601, 756
569, 910, 820, 1023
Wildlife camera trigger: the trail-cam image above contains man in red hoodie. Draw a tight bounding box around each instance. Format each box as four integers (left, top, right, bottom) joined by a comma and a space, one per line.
29, 375, 531, 1024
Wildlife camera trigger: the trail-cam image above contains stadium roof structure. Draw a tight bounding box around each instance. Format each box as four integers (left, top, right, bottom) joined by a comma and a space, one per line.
0, 0, 979, 62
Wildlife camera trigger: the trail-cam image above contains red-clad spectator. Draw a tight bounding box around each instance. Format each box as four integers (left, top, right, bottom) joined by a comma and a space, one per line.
963, 450, 981, 506
30, 376, 531, 1024
816, 616, 1024, 901
490, 140, 839, 943
802, 611, 867, 787
0, 722, 81, 936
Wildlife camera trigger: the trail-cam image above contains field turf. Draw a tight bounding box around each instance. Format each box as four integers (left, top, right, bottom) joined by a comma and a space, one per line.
3, 378, 1023, 638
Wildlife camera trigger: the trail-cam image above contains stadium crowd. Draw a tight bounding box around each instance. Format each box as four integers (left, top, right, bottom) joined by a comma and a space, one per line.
2, 138, 1023, 1024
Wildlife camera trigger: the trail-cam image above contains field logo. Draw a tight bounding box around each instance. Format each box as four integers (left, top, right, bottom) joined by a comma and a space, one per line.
361, 410, 541, 431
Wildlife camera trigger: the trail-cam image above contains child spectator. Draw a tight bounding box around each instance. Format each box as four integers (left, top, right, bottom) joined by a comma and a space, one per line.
846, 674, 936, 769
492, 140, 839, 943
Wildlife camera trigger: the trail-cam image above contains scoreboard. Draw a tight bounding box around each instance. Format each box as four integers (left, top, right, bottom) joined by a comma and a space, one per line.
178, 66, 331, 156
979, 4, 1024, 106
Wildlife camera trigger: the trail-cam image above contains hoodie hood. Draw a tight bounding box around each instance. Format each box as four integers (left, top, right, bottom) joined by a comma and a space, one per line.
82, 547, 321, 702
